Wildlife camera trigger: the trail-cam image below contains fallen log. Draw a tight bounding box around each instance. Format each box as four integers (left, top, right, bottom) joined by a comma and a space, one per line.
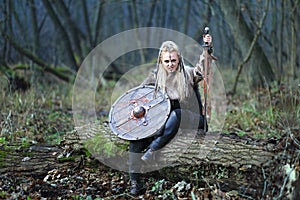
75, 122, 276, 169
0, 144, 80, 179
2, 121, 297, 199
73, 122, 299, 199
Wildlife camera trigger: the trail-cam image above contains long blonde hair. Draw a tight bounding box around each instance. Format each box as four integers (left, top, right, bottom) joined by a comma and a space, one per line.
154, 41, 189, 102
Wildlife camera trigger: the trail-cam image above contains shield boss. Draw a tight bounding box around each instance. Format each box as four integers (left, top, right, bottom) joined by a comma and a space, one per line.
109, 85, 170, 140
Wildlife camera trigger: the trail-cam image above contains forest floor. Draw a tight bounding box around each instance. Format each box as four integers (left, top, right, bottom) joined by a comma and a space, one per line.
0, 78, 299, 199
0, 141, 251, 200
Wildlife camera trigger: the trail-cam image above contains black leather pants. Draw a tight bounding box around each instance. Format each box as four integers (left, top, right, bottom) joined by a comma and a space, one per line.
129, 108, 206, 179
149, 108, 206, 150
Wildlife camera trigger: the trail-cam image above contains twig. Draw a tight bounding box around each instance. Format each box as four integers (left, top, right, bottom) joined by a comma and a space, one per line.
289, 132, 300, 149
105, 193, 135, 199
239, 193, 255, 200
72, 155, 85, 171
261, 167, 267, 199
274, 167, 293, 200
201, 175, 212, 189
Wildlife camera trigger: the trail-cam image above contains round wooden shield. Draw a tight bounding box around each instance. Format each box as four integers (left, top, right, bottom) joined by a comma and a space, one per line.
109, 85, 171, 140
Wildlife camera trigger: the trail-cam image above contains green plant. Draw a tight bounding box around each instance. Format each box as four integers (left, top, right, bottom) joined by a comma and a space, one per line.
151, 179, 165, 192
0, 137, 8, 145
0, 191, 8, 199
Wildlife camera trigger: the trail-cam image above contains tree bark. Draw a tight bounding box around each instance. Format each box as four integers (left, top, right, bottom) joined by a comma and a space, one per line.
0, 145, 70, 179
160, 131, 275, 168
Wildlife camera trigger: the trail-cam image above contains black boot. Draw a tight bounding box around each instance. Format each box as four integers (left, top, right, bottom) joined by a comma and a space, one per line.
130, 179, 143, 196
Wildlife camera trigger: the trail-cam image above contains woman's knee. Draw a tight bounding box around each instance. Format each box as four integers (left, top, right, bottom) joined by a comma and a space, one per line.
170, 109, 181, 120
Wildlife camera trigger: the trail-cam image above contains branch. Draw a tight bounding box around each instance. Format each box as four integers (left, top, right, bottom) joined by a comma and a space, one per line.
1, 31, 73, 82
231, 0, 269, 95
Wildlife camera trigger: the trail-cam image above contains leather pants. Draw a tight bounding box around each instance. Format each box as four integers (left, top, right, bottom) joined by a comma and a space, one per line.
129, 108, 206, 179
149, 108, 206, 150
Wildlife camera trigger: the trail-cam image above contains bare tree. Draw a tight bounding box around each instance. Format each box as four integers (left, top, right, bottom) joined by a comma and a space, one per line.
231, 0, 269, 95
51, 0, 84, 63
218, 0, 275, 89
183, 0, 191, 34
0, 0, 297, 86
41, 0, 78, 71
290, 0, 299, 81
92, 0, 105, 46
28, 0, 39, 54
80, 0, 93, 48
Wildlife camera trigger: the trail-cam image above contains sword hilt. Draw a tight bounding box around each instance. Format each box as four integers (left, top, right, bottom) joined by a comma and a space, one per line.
202, 26, 210, 47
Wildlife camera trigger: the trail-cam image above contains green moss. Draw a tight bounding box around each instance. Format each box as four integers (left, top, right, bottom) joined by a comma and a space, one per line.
58, 156, 75, 162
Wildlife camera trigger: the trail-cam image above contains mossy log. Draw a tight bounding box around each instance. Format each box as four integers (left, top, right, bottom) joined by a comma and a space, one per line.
75, 123, 276, 169
74, 122, 299, 199
1, 123, 298, 199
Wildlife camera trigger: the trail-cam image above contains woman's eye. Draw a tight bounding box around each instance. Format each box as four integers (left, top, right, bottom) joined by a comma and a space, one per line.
164, 60, 170, 63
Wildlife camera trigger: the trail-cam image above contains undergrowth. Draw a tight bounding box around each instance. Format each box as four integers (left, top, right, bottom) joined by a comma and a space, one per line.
1, 68, 299, 146
224, 82, 300, 139
0, 77, 74, 145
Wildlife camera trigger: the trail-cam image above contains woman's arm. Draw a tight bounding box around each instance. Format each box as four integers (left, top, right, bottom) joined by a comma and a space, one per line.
193, 34, 213, 84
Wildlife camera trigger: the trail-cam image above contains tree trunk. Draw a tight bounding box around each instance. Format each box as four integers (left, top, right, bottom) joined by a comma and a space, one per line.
92, 0, 105, 46
159, 131, 275, 168
0, 144, 72, 179
28, 0, 39, 54
81, 0, 93, 48
74, 122, 299, 198
183, 0, 191, 34
155, 129, 297, 199
290, 0, 299, 81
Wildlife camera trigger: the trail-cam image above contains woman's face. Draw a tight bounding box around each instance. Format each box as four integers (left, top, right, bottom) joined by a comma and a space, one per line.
161, 51, 179, 73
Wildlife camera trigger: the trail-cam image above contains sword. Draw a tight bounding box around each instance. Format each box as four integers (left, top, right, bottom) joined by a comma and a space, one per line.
202, 26, 217, 132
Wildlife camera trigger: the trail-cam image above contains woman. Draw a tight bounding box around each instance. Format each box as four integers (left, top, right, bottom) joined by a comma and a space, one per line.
129, 34, 213, 195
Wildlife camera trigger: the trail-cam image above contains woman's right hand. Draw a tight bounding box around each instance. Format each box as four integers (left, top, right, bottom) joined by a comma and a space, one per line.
203, 34, 212, 46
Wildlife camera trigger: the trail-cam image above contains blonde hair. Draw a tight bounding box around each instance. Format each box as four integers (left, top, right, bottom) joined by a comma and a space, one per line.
155, 41, 189, 102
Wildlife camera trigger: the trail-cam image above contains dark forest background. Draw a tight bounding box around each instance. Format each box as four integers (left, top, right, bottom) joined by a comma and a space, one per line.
0, 1, 300, 199
0, 0, 299, 92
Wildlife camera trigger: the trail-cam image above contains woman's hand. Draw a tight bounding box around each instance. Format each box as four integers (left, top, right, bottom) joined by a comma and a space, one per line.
203, 34, 212, 46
